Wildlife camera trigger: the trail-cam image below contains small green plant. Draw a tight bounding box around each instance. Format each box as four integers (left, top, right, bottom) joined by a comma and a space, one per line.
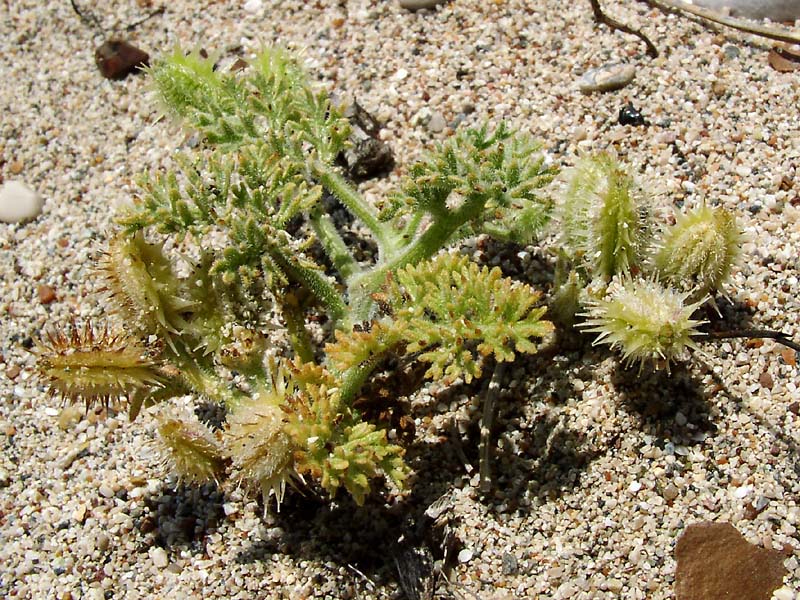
37, 47, 556, 507
36, 47, 797, 509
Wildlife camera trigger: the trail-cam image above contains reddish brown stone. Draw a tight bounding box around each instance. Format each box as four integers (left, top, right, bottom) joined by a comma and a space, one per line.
675, 522, 787, 600
4, 364, 20, 380
37, 284, 56, 304
781, 348, 797, 366
758, 371, 774, 390
95, 40, 149, 80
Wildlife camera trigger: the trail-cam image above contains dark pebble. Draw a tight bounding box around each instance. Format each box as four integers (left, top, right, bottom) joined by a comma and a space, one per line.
501, 552, 519, 575
95, 40, 150, 80
618, 103, 647, 127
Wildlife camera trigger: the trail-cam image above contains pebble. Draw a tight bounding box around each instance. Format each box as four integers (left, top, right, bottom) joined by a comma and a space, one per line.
37, 284, 56, 304
0, 180, 43, 223
94, 40, 149, 80
428, 112, 446, 133
578, 62, 635, 94
399, 0, 447, 9
149, 547, 169, 569
457, 548, 473, 563
243, 0, 263, 13
663, 483, 680, 501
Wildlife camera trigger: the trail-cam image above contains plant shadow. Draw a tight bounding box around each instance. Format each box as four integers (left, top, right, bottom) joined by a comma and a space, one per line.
138, 482, 227, 551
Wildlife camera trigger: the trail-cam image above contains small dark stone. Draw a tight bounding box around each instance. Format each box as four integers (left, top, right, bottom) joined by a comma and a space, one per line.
95, 40, 149, 80
501, 552, 518, 575
618, 103, 647, 126
723, 45, 741, 60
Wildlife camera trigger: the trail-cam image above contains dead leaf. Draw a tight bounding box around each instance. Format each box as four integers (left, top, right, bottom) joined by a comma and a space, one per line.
768, 47, 800, 72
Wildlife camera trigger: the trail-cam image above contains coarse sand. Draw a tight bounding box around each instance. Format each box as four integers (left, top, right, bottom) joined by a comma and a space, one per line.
1, 0, 799, 598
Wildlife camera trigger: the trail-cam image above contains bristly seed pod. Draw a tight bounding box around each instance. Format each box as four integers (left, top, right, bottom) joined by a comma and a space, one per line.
154, 405, 227, 484
100, 232, 195, 340
561, 154, 650, 282
650, 204, 741, 300
223, 371, 295, 510
580, 278, 707, 370
36, 321, 164, 409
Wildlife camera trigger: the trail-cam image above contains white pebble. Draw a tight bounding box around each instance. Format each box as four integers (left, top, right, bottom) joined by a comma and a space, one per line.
734, 485, 753, 499
243, 0, 262, 13
457, 548, 473, 563
578, 63, 635, 94
150, 546, 169, 569
0, 180, 43, 223
428, 112, 446, 133
772, 586, 795, 600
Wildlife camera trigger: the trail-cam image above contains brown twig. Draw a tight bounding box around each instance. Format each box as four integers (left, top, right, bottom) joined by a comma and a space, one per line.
646, 0, 800, 46
69, 0, 103, 32
589, 0, 660, 57
701, 329, 800, 353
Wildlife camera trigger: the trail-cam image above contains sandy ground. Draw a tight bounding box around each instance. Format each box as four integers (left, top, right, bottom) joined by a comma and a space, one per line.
1, 0, 799, 598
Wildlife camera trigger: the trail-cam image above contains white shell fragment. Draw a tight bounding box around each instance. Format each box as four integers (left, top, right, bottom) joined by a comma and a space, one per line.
0, 180, 43, 223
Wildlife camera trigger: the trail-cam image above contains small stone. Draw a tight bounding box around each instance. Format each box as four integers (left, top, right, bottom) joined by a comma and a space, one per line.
723, 45, 741, 60
37, 284, 56, 304
578, 62, 635, 93
243, 0, 263, 13
768, 47, 800, 74
773, 587, 795, 600
618, 103, 647, 126
457, 548, 473, 563
399, 0, 447, 10
711, 80, 727, 98
0, 180, 43, 223
72, 505, 87, 524
96, 533, 110, 552
150, 546, 169, 569
675, 522, 787, 600
428, 112, 446, 134
663, 483, 680, 501
501, 552, 518, 575
95, 40, 149, 80
9, 160, 23, 174
781, 348, 796, 366
758, 371, 774, 390
5, 364, 20, 380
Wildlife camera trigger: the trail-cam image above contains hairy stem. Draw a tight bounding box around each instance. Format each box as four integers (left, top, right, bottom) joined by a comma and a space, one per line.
279, 291, 315, 363
268, 246, 347, 324
479, 362, 505, 495
309, 208, 361, 281
313, 161, 397, 256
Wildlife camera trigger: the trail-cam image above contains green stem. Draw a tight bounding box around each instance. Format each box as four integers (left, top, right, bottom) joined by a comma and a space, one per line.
338, 351, 390, 406
168, 346, 247, 410
313, 161, 397, 255
279, 291, 315, 363
268, 246, 347, 324
309, 208, 361, 281
347, 195, 487, 322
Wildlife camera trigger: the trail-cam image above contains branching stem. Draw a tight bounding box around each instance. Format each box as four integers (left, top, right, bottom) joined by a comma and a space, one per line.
589, 0, 659, 57
314, 161, 397, 256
